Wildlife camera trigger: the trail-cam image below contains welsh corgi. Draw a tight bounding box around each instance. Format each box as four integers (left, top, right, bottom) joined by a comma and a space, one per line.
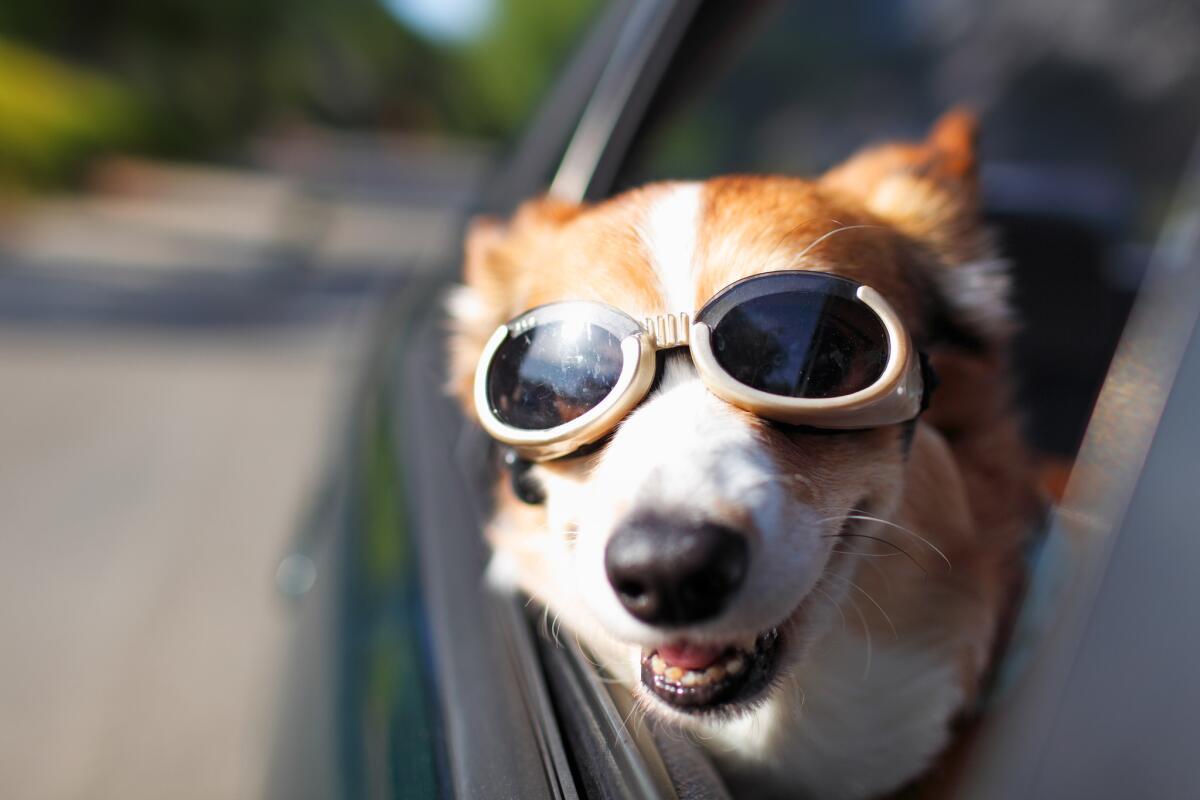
448, 111, 1043, 799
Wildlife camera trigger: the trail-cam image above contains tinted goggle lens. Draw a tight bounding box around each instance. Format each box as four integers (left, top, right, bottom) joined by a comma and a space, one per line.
708, 291, 888, 399
486, 320, 625, 430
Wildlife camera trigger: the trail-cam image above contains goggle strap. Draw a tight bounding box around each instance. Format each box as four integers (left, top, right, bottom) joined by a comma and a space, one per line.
918, 350, 939, 414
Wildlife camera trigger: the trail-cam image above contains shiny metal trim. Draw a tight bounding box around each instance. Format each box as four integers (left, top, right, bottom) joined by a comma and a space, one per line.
533, 620, 680, 799
549, 0, 700, 203
496, 594, 581, 800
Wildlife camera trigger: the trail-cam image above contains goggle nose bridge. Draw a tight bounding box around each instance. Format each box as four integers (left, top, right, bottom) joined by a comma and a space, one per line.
642, 311, 693, 350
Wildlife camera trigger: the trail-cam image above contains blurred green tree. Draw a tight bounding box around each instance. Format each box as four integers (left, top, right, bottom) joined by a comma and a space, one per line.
0, 0, 596, 188
0, 39, 138, 191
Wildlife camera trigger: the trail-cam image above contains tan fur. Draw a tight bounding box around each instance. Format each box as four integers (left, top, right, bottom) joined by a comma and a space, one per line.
448, 111, 1043, 798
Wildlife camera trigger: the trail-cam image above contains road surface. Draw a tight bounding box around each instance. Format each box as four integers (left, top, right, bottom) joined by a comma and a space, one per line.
0, 141, 482, 799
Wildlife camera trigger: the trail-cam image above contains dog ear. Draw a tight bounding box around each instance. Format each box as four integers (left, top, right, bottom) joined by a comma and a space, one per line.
446, 196, 584, 415
823, 109, 1010, 340
822, 109, 984, 262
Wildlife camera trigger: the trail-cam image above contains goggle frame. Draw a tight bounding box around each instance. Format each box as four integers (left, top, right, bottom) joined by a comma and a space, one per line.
473, 271, 924, 461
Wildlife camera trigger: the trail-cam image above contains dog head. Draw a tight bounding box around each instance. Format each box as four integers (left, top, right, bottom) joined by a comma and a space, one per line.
447, 111, 1010, 725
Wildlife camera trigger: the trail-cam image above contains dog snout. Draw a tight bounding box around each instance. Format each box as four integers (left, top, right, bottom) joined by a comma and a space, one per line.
604, 513, 748, 626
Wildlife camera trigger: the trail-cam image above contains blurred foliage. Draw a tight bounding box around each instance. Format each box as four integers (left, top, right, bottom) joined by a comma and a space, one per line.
452, 0, 600, 135
0, 40, 139, 191
0, 0, 596, 188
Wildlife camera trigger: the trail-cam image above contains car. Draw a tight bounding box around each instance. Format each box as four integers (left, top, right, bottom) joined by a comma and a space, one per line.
266, 1, 1200, 797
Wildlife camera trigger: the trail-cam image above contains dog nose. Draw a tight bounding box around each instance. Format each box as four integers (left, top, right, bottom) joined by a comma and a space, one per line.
605, 514, 748, 626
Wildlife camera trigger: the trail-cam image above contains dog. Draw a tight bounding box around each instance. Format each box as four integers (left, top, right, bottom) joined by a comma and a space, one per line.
447, 111, 1044, 799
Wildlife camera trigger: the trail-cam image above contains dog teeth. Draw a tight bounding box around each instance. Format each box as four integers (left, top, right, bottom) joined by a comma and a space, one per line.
653, 662, 738, 689
647, 636, 767, 691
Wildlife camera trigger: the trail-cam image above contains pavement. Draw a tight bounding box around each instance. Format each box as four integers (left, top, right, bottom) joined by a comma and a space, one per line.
0, 136, 484, 799
0, 324, 361, 800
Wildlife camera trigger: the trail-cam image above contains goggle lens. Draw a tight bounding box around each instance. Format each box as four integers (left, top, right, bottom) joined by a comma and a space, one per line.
709, 291, 888, 399
486, 320, 625, 429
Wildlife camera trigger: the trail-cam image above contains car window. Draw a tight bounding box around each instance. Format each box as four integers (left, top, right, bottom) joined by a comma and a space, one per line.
615, 0, 1200, 459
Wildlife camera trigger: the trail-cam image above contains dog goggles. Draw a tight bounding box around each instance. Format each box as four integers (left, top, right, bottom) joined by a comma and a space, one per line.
474, 271, 925, 461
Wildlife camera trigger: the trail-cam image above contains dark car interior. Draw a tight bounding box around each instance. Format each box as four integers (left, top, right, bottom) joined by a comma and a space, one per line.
614, 1, 1200, 474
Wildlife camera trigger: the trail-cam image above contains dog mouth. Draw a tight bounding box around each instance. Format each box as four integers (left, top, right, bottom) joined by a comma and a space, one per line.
640, 629, 781, 712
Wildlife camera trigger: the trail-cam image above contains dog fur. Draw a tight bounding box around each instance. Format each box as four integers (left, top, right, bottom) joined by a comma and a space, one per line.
447, 111, 1043, 799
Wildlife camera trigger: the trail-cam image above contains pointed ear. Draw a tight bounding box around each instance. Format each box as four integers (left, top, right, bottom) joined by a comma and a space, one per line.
445, 196, 584, 415
461, 196, 584, 301
822, 109, 985, 264
823, 110, 1011, 340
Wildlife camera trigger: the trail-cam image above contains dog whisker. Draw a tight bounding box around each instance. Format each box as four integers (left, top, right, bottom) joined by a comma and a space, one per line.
830, 546, 903, 558
859, 554, 895, 596
759, 215, 820, 266
570, 631, 607, 669
844, 510, 953, 571
550, 612, 564, 649
824, 572, 898, 640
620, 692, 642, 737
658, 714, 691, 744
810, 584, 848, 631
822, 531, 929, 575
762, 218, 886, 268
840, 590, 873, 680
571, 647, 627, 686
794, 223, 887, 262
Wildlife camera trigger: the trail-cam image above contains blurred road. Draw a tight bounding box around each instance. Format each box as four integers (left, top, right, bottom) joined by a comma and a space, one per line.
0, 325, 360, 800
0, 136, 484, 799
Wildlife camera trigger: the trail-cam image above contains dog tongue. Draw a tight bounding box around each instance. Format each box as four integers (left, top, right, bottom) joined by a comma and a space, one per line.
657, 642, 725, 670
